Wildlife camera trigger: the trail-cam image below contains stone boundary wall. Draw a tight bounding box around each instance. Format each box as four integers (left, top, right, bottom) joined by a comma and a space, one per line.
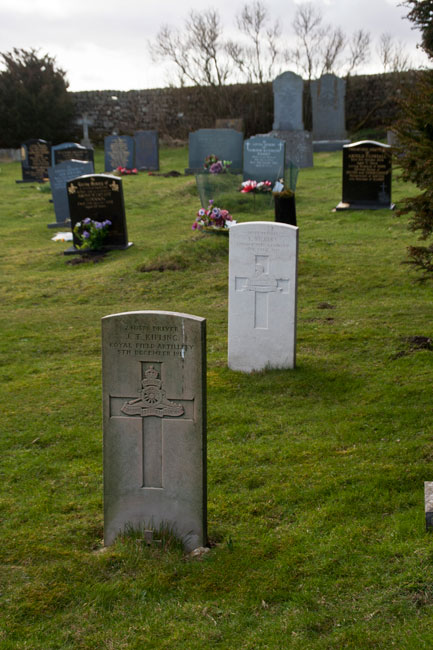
69, 71, 419, 144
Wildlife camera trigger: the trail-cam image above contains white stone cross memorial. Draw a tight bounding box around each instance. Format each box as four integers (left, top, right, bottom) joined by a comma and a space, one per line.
102, 311, 207, 551
228, 222, 298, 372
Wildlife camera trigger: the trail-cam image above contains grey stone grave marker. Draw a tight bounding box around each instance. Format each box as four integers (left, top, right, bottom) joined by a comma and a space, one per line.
186, 128, 243, 174
311, 73, 349, 151
336, 141, 393, 210
228, 222, 298, 372
52, 142, 94, 167
104, 135, 135, 171
134, 130, 159, 171
17, 139, 51, 183
76, 113, 93, 147
102, 310, 207, 551
271, 71, 313, 168
65, 174, 133, 253
47, 159, 94, 228
425, 482, 433, 531
243, 135, 285, 182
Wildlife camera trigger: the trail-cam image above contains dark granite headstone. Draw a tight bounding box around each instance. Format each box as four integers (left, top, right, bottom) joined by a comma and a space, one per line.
65, 174, 132, 253
104, 136, 135, 171
243, 135, 285, 182
17, 139, 51, 183
336, 141, 393, 210
134, 130, 159, 171
52, 142, 94, 167
186, 128, 243, 174
47, 160, 94, 228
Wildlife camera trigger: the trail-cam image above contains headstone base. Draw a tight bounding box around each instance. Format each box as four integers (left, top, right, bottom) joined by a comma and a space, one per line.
269, 130, 313, 168
313, 140, 350, 152
63, 242, 133, 255
335, 201, 395, 211
48, 220, 71, 229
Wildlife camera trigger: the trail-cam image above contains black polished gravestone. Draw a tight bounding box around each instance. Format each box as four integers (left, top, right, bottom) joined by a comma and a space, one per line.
186, 128, 243, 174
336, 141, 394, 210
104, 135, 135, 171
47, 160, 94, 228
52, 142, 94, 167
134, 130, 159, 171
16, 139, 51, 183
64, 174, 133, 254
243, 135, 285, 183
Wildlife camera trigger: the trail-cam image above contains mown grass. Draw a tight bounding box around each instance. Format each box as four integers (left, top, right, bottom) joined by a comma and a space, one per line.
0, 146, 433, 649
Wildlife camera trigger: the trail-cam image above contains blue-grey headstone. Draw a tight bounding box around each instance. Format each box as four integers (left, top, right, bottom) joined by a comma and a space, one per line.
186, 129, 243, 174
17, 139, 51, 183
243, 136, 285, 182
311, 74, 346, 141
134, 131, 159, 171
52, 142, 94, 167
47, 159, 94, 228
104, 136, 135, 171
273, 72, 304, 131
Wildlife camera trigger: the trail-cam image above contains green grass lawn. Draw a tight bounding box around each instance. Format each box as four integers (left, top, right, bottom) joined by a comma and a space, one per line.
0, 147, 432, 649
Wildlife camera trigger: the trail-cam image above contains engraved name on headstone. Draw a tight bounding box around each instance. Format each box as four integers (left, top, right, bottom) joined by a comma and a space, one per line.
336, 141, 393, 210
228, 222, 298, 372
102, 311, 207, 551
17, 139, 51, 183
243, 135, 285, 182
65, 174, 132, 252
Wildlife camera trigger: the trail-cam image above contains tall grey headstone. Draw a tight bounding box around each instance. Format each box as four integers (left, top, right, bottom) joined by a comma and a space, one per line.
134, 130, 159, 171
228, 222, 298, 372
311, 73, 349, 151
271, 71, 313, 168
102, 310, 207, 551
104, 135, 135, 171
47, 159, 94, 228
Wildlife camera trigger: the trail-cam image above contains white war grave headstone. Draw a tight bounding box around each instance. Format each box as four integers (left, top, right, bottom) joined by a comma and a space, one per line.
102, 311, 207, 551
228, 222, 298, 372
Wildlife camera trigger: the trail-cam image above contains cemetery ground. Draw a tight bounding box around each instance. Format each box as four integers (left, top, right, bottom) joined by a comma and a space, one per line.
0, 145, 432, 650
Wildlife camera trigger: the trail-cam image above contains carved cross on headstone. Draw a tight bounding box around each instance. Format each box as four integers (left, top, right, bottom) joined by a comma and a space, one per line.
235, 254, 289, 329
109, 363, 194, 488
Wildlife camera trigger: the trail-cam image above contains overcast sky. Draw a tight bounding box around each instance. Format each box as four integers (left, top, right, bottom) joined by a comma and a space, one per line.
0, 0, 428, 91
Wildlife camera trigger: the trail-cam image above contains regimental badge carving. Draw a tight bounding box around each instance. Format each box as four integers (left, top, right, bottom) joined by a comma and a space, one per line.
68, 182, 77, 194
109, 181, 120, 192
121, 366, 184, 418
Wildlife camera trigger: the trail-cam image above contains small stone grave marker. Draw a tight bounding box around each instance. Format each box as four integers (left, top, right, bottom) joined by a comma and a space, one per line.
134, 130, 159, 171
102, 310, 207, 551
336, 141, 393, 210
228, 222, 298, 372
65, 174, 132, 253
104, 135, 135, 171
17, 139, 51, 183
186, 128, 243, 174
243, 135, 285, 182
52, 142, 94, 167
47, 159, 94, 228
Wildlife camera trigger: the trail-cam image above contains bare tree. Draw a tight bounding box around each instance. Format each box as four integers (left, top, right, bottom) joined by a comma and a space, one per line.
345, 29, 371, 78
226, 0, 281, 83
377, 32, 411, 72
150, 9, 230, 87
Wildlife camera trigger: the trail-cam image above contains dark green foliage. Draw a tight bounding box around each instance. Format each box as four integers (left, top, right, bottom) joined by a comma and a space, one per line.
0, 48, 74, 147
394, 3, 433, 275
404, 0, 433, 57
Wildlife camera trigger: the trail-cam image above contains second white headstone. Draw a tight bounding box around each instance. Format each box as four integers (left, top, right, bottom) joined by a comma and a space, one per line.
228, 222, 298, 372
